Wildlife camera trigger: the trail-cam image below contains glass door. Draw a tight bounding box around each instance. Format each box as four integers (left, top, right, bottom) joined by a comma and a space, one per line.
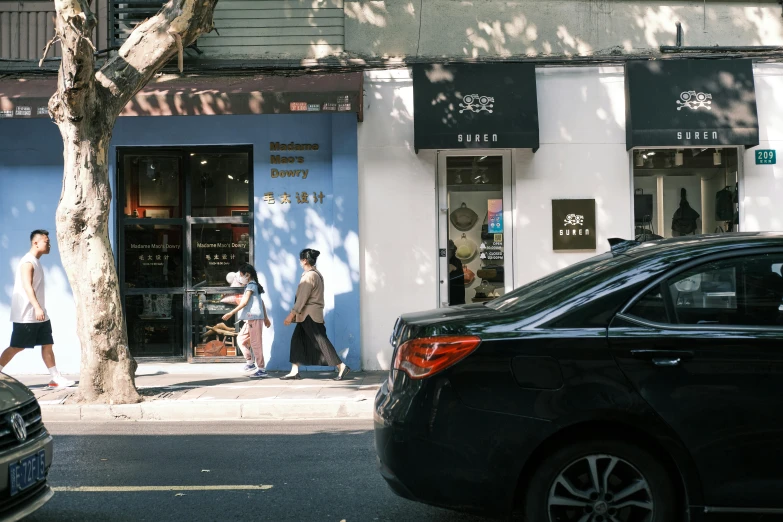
118, 147, 253, 361
437, 151, 513, 308
187, 150, 252, 361
120, 152, 185, 357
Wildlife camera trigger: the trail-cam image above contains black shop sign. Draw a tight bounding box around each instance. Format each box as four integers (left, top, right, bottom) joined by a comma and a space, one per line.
552, 199, 596, 251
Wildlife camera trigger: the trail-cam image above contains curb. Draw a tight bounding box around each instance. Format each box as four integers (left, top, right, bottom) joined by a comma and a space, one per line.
40, 398, 374, 422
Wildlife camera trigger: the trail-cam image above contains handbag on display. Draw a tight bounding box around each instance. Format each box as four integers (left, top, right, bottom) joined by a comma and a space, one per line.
463, 266, 476, 285
671, 188, 700, 236
480, 213, 493, 241
477, 265, 504, 283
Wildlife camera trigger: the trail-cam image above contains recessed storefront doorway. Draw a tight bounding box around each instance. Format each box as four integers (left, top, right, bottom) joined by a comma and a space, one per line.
117, 146, 253, 361
437, 151, 513, 307
632, 147, 741, 239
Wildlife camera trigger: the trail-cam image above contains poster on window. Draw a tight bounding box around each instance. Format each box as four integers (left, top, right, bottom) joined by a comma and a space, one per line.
487, 199, 503, 233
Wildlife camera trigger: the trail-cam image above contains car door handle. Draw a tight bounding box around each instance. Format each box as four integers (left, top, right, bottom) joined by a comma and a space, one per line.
651, 357, 681, 367
630, 349, 693, 363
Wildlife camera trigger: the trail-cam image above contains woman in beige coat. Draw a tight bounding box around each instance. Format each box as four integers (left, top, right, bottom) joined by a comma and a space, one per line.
281, 248, 350, 380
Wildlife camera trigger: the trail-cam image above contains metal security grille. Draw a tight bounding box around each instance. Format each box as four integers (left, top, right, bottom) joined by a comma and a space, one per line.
110, 0, 166, 48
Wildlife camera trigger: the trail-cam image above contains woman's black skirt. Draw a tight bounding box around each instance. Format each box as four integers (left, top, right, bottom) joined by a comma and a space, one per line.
289, 316, 341, 366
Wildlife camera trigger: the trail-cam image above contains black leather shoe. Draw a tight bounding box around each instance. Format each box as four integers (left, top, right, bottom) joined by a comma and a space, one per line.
280, 373, 302, 380
334, 366, 351, 381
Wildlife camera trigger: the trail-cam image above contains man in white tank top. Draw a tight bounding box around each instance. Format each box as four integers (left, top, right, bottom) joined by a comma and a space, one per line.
0, 230, 74, 388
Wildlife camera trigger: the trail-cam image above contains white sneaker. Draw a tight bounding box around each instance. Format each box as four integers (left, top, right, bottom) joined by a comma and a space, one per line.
48, 376, 75, 388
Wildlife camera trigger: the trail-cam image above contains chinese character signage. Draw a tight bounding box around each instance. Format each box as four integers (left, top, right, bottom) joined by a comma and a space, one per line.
263, 141, 329, 206
552, 199, 596, 251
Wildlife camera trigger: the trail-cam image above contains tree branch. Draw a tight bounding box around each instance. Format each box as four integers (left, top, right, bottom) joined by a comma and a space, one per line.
96, 0, 219, 116
49, 0, 98, 125
39, 34, 61, 68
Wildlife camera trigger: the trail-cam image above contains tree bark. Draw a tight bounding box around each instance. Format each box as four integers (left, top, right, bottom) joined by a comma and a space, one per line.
50, 0, 218, 403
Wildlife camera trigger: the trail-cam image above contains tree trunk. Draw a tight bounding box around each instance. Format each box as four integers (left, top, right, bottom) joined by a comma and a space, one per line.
56, 123, 140, 404
48, 0, 218, 403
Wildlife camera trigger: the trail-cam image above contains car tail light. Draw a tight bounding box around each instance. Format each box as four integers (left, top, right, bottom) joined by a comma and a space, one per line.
393, 336, 481, 380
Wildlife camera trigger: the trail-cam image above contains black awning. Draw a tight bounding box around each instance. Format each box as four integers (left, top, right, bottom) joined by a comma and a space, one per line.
625, 59, 759, 150
413, 63, 539, 151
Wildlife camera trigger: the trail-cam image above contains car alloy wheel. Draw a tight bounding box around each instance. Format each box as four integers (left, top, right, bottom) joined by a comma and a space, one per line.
522, 439, 676, 522
548, 454, 653, 522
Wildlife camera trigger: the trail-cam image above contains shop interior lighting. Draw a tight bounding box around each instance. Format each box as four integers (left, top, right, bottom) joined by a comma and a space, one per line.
201, 160, 208, 165
713, 149, 722, 165
635, 152, 644, 167
675, 150, 684, 166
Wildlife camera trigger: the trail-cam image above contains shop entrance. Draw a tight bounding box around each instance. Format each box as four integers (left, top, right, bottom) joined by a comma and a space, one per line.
117, 146, 253, 361
437, 151, 514, 307
632, 147, 741, 240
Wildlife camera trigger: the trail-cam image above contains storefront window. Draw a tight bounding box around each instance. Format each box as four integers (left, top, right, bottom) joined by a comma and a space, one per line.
633, 148, 739, 240
445, 156, 507, 305
126, 294, 183, 357
122, 155, 183, 218
192, 292, 245, 358
191, 224, 250, 287
119, 146, 252, 360
190, 152, 250, 217
124, 225, 183, 288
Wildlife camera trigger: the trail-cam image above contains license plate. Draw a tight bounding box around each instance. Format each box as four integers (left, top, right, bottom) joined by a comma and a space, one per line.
9, 450, 46, 496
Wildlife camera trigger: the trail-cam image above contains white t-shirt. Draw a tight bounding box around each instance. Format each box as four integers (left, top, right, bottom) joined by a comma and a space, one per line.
10, 253, 47, 323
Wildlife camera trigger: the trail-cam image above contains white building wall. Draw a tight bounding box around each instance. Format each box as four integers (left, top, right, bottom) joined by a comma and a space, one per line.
358, 66, 634, 369
743, 63, 783, 232
514, 67, 633, 285
358, 69, 437, 370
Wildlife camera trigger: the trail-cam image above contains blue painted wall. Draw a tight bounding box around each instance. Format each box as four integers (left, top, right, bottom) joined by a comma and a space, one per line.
0, 113, 360, 373
0, 119, 81, 373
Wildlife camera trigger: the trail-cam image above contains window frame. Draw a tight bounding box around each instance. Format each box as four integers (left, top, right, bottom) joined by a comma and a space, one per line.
617, 247, 783, 333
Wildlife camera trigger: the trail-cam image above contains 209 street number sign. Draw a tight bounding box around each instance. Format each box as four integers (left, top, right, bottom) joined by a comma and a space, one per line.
756, 150, 776, 165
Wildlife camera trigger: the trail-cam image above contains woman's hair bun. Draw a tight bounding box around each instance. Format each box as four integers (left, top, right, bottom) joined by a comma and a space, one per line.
299, 248, 321, 265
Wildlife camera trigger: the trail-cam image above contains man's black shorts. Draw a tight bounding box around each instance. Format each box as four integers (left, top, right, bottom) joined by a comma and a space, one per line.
9, 321, 54, 348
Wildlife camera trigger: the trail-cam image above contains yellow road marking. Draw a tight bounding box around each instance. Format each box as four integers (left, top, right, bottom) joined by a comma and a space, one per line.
53, 485, 273, 492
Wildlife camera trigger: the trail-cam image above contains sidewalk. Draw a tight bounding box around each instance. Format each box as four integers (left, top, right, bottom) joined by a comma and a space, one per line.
16, 363, 385, 422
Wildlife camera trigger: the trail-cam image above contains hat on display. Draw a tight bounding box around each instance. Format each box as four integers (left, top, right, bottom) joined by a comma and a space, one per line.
454, 233, 477, 261
450, 203, 479, 231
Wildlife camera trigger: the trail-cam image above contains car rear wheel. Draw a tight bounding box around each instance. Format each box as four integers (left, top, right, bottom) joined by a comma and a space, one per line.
522, 440, 677, 522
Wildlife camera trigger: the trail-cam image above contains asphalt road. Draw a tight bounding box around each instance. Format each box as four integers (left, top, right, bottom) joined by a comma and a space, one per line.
25, 420, 495, 522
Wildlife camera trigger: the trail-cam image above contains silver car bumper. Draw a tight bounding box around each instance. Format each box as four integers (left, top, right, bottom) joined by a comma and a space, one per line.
0, 432, 54, 522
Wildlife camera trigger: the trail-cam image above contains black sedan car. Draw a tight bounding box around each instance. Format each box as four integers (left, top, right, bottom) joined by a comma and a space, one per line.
375, 233, 783, 522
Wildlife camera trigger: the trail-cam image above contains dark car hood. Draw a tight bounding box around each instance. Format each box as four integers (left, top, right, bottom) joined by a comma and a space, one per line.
0, 373, 34, 412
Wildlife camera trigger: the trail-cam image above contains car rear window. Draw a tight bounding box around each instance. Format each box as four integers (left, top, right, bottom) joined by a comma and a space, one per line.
487, 252, 634, 314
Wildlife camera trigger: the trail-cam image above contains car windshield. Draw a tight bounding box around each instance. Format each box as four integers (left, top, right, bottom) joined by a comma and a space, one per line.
487, 252, 626, 313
